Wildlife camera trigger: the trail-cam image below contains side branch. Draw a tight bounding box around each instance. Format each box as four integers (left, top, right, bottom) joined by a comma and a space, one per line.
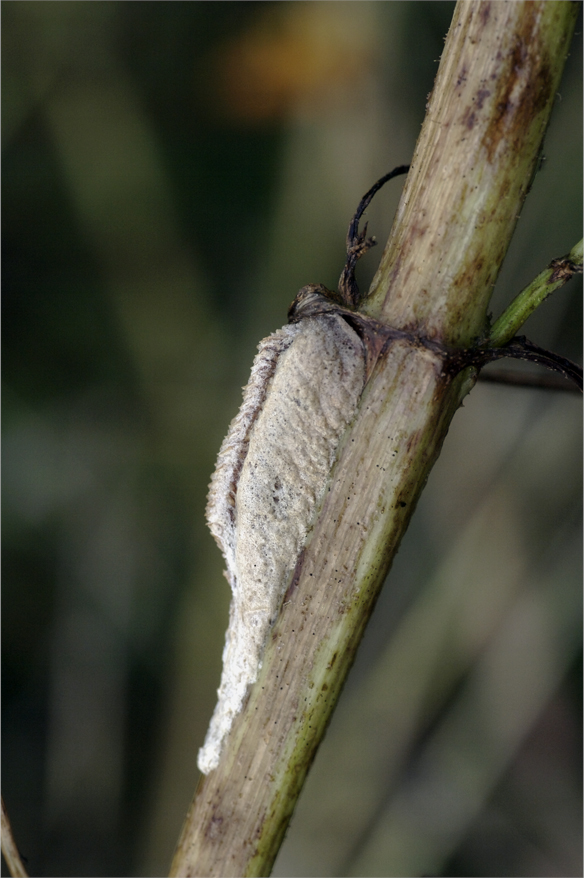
477, 368, 582, 393
489, 238, 583, 347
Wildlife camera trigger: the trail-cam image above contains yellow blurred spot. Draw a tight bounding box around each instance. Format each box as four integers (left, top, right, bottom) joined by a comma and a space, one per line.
213, 5, 374, 122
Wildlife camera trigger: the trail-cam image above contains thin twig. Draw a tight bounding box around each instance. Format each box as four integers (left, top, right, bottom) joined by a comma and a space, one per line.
478, 368, 582, 393
1, 798, 28, 878
338, 165, 410, 307
470, 336, 583, 392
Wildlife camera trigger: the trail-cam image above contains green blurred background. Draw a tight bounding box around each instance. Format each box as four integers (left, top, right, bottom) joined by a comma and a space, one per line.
2, 3, 582, 876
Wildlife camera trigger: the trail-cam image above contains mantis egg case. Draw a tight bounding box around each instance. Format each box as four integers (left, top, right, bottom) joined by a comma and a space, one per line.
198, 311, 366, 774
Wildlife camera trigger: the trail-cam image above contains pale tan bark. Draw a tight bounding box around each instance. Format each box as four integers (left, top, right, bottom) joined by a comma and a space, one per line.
169, 3, 578, 876
1, 798, 28, 878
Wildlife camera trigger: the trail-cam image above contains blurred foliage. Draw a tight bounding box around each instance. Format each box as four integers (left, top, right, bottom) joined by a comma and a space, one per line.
2, 3, 581, 877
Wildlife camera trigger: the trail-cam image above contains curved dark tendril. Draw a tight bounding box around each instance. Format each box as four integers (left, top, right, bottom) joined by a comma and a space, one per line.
291, 182, 582, 394
460, 336, 583, 392
478, 369, 581, 393
338, 165, 410, 309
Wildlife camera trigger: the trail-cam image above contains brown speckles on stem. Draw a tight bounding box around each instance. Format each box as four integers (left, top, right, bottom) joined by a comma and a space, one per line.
484, 10, 553, 163
365, 2, 573, 349
475, 88, 491, 109
479, 2, 492, 27
283, 548, 307, 603
327, 651, 338, 670
206, 813, 224, 842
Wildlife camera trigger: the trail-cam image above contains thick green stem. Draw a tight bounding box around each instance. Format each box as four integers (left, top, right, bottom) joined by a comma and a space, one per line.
488, 238, 583, 347
170, 4, 578, 876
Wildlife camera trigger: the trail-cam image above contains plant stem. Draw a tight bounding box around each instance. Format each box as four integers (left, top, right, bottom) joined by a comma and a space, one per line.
170, 4, 579, 876
488, 238, 583, 347
1, 798, 28, 878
